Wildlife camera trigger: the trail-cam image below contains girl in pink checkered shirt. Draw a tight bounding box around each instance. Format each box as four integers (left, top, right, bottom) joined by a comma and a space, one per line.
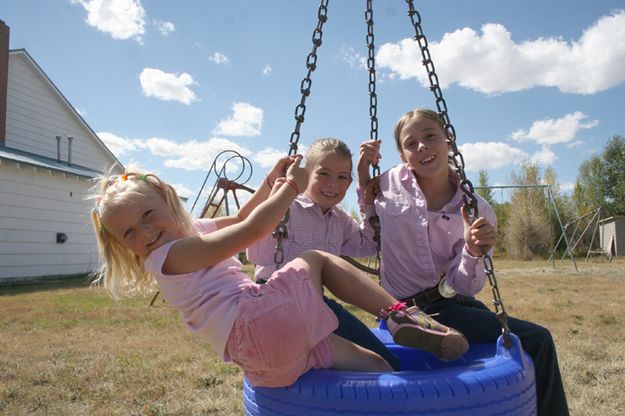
248, 138, 468, 366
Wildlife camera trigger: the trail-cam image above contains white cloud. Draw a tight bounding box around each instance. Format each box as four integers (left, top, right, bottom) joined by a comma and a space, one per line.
560, 182, 575, 193
136, 137, 251, 172
98, 131, 137, 155
511, 112, 599, 145
530, 146, 558, 165
170, 183, 194, 199
155, 20, 175, 35
339, 46, 366, 70
254, 148, 286, 168
459, 142, 528, 171
139, 68, 198, 105
209, 52, 230, 65
262, 64, 272, 76
377, 10, 625, 95
71, 0, 146, 41
566, 140, 584, 149
213, 102, 263, 137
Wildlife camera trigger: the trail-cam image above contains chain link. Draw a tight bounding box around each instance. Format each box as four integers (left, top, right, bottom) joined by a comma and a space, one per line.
273, 0, 330, 268
287, 0, 329, 157
365, 0, 382, 264
404, 0, 512, 348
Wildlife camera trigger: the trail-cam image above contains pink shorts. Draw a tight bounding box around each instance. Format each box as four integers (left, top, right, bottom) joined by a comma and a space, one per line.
226, 259, 338, 387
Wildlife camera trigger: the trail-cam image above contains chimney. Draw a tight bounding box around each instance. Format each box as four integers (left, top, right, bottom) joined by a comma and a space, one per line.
0, 20, 10, 146
67, 135, 73, 165
56, 135, 62, 162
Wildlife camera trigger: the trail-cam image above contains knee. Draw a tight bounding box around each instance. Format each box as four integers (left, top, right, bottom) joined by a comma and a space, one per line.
371, 353, 394, 372
520, 322, 557, 355
533, 323, 554, 345
299, 249, 326, 262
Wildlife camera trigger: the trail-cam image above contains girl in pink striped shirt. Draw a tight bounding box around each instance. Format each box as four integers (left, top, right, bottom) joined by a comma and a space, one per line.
358, 108, 569, 416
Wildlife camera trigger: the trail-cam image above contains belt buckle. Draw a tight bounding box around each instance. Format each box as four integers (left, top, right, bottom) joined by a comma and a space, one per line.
437, 275, 456, 298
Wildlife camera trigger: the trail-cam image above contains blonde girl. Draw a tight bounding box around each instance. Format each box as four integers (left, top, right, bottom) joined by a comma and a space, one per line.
90, 155, 465, 387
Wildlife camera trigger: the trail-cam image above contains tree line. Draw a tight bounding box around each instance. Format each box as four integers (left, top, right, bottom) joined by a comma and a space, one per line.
477, 135, 625, 259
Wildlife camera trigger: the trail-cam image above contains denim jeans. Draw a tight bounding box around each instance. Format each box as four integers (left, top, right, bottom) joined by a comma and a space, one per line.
323, 296, 400, 370
420, 295, 569, 416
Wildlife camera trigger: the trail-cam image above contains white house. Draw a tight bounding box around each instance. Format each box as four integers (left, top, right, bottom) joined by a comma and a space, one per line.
0, 20, 122, 282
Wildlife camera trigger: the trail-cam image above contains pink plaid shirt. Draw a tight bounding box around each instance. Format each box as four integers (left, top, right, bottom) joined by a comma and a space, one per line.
247, 194, 377, 281
357, 164, 497, 300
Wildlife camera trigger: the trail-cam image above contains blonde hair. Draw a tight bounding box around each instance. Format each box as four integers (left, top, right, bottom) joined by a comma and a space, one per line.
304, 137, 353, 174
89, 169, 194, 299
393, 108, 448, 152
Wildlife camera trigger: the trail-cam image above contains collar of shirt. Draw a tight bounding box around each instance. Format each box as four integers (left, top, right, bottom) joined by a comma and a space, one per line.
396, 164, 464, 212
295, 193, 339, 218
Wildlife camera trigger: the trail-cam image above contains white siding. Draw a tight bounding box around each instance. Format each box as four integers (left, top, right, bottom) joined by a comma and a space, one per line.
600, 217, 625, 257
5, 52, 114, 172
0, 161, 99, 280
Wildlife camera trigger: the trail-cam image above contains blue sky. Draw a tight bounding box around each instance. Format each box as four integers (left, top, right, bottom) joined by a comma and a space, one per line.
2, 0, 625, 213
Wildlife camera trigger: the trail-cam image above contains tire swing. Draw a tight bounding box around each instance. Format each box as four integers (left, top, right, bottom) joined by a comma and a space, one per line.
244, 1, 536, 415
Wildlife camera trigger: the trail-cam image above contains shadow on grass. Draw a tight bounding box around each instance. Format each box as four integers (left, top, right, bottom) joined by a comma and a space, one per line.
0, 274, 93, 296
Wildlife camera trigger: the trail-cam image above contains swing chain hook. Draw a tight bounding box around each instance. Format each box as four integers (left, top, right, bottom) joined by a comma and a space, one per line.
365, 0, 382, 264
404, 0, 512, 348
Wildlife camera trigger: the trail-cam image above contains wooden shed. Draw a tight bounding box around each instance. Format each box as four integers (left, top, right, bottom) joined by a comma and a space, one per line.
599, 216, 625, 258
0, 20, 122, 282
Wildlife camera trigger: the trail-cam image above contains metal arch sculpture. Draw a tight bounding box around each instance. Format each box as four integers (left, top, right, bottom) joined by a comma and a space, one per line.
190, 150, 255, 219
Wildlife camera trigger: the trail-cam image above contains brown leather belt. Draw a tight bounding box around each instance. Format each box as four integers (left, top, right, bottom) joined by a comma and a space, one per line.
401, 286, 445, 308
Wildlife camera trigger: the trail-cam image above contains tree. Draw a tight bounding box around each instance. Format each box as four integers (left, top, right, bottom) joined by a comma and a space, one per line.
574, 155, 606, 216
574, 135, 625, 217
543, 166, 576, 255
602, 135, 625, 215
505, 163, 551, 260
476, 170, 495, 206
475, 169, 507, 255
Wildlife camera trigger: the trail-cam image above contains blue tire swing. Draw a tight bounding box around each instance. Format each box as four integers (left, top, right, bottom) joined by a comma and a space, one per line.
244, 1, 537, 415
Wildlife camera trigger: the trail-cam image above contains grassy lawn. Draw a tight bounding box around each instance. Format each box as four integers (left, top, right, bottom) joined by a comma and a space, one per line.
1, 258, 624, 415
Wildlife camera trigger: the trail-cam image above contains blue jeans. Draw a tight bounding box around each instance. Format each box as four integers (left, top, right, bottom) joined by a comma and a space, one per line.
323, 296, 400, 370
420, 295, 569, 416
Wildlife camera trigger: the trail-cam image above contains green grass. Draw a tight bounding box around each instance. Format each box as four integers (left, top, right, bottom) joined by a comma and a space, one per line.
1, 257, 624, 415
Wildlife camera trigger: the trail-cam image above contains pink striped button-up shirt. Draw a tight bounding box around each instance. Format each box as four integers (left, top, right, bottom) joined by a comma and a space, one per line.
358, 164, 497, 300
247, 194, 377, 281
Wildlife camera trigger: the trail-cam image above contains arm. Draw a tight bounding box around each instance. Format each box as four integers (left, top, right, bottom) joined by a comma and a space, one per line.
163, 156, 308, 274
246, 185, 292, 267
352, 139, 384, 252
445, 201, 498, 296
212, 156, 293, 229
357, 139, 382, 188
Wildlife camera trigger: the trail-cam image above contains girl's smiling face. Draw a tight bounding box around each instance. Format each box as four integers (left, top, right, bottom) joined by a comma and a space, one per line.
101, 188, 184, 259
305, 152, 353, 213
398, 116, 451, 180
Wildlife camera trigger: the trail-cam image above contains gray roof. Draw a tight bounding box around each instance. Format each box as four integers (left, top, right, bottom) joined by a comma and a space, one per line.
0, 145, 103, 178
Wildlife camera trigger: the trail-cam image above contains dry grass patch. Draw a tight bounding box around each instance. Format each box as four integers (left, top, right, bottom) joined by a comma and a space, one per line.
1, 258, 624, 415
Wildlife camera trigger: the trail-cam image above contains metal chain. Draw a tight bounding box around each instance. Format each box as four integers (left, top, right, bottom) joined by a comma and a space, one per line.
365, 0, 382, 265
273, 0, 330, 267
286, 0, 329, 157
404, 0, 512, 347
